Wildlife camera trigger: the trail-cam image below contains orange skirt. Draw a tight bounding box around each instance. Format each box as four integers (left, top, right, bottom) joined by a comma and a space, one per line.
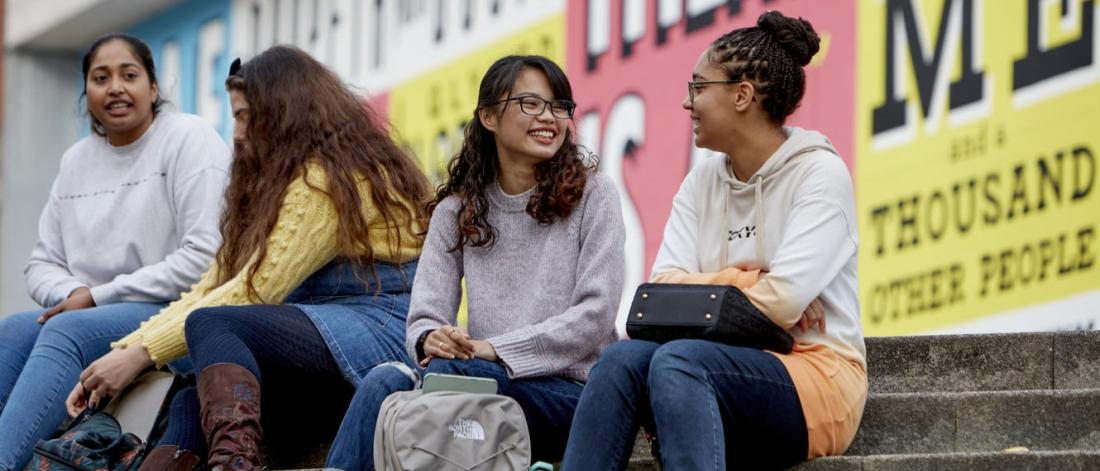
769, 344, 868, 458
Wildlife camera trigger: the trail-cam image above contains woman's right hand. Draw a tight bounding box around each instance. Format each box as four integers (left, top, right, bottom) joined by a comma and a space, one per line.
39, 287, 95, 323
419, 325, 476, 366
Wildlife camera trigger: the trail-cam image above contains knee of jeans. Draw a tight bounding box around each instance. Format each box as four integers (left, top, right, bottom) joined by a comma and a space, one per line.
0, 310, 40, 332
649, 341, 708, 385
354, 362, 417, 404
364, 361, 418, 388
0, 311, 41, 354
595, 340, 658, 376
35, 317, 87, 364
423, 358, 466, 376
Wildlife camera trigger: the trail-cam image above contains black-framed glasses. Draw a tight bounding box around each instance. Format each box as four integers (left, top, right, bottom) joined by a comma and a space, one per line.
687, 80, 739, 102
495, 96, 576, 119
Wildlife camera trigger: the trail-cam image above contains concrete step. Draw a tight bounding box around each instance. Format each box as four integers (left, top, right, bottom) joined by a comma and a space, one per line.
272, 331, 1100, 468
790, 450, 1100, 471
865, 330, 1100, 394
622, 389, 1100, 467
848, 389, 1100, 456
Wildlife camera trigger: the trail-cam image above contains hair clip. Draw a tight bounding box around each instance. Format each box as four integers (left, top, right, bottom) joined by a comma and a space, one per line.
228, 58, 242, 79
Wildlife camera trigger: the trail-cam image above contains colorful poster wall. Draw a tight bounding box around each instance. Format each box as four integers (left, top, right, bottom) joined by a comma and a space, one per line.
857, 0, 1100, 335
117, 0, 1098, 335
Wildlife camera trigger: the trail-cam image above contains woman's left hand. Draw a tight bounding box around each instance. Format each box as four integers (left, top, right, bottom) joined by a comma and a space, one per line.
65, 346, 153, 417
797, 298, 826, 334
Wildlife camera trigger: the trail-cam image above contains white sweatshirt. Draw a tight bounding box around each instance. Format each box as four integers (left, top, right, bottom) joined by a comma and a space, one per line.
651, 127, 865, 367
24, 112, 230, 308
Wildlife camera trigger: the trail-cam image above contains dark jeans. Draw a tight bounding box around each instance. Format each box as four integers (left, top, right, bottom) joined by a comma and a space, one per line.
158, 304, 352, 457
326, 358, 584, 471
561, 339, 808, 471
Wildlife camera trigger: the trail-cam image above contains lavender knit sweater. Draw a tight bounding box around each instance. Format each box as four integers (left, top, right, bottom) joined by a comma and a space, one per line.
406, 171, 625, 382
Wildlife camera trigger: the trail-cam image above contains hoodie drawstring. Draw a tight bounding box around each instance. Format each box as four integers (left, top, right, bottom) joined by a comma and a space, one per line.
753, 176, 766, 265
720, 184, 732, 266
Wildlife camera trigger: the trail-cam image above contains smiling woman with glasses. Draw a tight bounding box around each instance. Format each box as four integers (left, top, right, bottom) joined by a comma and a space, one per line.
325, 54, 626, 469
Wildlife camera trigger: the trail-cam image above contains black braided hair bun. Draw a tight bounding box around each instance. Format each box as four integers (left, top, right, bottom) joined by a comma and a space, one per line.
757, 11, 820, 67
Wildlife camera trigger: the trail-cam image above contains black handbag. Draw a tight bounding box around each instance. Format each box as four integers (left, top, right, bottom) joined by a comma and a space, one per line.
625, 283, 795, 354
31, 406, 145, 471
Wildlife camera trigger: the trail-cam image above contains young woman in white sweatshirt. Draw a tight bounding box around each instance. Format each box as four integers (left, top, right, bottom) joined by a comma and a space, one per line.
0, 33, 228, 471
563, 11, 866, 470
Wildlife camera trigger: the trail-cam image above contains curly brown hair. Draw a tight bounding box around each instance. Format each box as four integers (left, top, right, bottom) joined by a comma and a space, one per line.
216, 46, 431, 300
431, 55, 597, 251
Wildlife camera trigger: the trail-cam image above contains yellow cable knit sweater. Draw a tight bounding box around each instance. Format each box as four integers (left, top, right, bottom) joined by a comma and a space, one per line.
112, 164, 423, 367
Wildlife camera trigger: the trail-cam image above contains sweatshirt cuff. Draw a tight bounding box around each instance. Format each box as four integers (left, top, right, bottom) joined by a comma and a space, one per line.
50, 280, 88, 307
89, 282, 120, 306
487, 327, 544, 379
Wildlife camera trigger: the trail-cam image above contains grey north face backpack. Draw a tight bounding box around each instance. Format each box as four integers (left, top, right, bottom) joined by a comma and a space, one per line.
374, 390, 532, 470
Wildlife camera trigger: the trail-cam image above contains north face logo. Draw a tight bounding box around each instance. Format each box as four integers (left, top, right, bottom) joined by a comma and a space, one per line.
448, 419, 485, 440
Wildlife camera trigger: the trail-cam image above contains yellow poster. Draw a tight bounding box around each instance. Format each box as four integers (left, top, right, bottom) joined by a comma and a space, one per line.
857, 0, 1100, 335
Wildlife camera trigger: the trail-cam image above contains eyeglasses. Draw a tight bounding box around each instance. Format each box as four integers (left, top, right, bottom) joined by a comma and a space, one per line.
687, 80, 740, 102
494, 96, 576, 119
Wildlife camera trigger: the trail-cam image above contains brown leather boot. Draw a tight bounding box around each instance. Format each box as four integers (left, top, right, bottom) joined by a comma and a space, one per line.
139, 445, 201, 471
198, 363, 264, 470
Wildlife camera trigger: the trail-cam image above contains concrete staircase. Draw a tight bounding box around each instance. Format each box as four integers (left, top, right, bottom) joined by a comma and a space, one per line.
274, 331, 1100, 470
627, 330, 1100, 470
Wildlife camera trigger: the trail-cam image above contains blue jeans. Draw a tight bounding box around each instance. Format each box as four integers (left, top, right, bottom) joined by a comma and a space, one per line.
0, 302, 163, 471
561, 339, 808, 471
327, 358, 584, 471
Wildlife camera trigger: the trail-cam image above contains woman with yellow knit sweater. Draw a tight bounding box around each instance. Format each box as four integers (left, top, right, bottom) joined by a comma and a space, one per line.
64, 46, 430, 470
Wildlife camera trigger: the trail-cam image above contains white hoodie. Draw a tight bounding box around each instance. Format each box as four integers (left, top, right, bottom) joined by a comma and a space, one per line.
651, 127, 865, 368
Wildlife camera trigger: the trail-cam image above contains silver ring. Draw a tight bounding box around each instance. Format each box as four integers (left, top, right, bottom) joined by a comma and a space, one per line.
438, 341, 444, 349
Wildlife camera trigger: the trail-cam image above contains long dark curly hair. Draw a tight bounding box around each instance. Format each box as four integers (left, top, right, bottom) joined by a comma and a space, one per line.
215, 46, 431, 300
430, 55, 596, 251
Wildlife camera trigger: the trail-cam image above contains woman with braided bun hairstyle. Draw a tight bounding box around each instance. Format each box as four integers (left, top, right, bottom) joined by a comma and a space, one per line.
563, 11, 866, 470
